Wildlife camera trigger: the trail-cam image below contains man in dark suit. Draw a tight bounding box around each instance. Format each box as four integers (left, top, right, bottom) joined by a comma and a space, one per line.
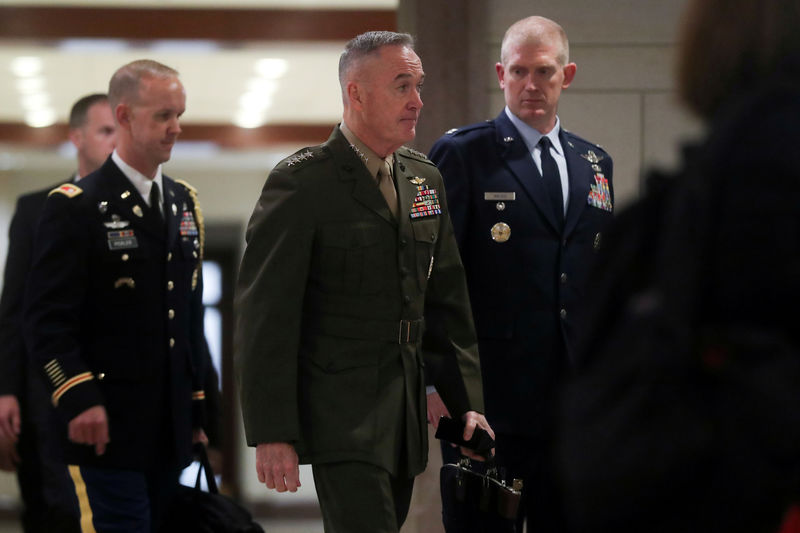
0, 93, 115, 532
428, 16, 614, 533
23, 60, 210, 533
236, 31, 492, 533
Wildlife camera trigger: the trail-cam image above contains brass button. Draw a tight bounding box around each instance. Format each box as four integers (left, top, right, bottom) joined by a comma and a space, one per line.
97, 372, 105, 381
168, 309, 175, 319
167, 281, 174, 291
193, 251, 198, 259
560, 273, 568, 284
403, 295, 411, 304
121, 253, 129, 262
169, 338, 175, 348
560, 308, 567, 319
167, 252, 172, 261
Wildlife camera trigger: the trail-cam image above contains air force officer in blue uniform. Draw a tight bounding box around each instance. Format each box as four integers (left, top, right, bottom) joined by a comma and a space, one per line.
429, 16, 614, 533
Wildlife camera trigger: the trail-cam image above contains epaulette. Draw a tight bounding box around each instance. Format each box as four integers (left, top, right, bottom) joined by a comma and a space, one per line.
397, 146, 435, 166
174, 179, 197, 194
444, 120, 493, 137
48, 183, 82, 198
281, 147, 327, 171
563, 129, 609, 156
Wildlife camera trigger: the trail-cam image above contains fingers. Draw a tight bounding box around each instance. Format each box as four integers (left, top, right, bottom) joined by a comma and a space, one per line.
68, 406, 109, 455
255, 443, 301, 493
0, 396, 21, 442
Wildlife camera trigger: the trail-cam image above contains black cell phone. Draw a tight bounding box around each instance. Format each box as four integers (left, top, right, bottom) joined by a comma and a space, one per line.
434, 416, 494, 455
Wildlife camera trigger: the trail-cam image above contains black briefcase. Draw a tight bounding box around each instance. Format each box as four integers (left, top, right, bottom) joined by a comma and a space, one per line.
440, 456, 522, 530
160, 444, 264, 533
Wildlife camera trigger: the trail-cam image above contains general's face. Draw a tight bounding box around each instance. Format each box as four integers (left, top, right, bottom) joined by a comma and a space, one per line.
358, 45, 424, 153
496, 37, 575, 133
126, 75, 185, 171
76, 102, 116, 173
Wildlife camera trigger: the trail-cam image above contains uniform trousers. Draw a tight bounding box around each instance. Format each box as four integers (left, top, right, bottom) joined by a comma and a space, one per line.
312, 461, 415, 533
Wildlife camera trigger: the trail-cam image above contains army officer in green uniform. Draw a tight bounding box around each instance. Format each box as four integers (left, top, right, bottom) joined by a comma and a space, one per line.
235, 31, 492, 533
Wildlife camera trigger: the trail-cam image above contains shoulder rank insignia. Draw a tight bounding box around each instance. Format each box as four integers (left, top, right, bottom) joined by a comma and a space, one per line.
580, 150, 605, 164
286, 150, 315, 167
403, 147, 430, 161
446, 128, 458, 135
48, 183, 82, 198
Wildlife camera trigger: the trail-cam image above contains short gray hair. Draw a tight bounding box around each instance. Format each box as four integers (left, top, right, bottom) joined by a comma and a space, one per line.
500, 16, 569, 67
109, 59, 180, 112
338, 31, 415, 89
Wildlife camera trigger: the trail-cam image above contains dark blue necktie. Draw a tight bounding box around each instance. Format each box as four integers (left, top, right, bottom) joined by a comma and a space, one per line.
538, 136, 564, 223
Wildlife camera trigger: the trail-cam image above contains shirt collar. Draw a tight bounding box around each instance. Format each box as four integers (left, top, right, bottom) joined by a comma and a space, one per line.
339, 122, 393, 178
111, 150, 164, 206
504, 106, 564, 156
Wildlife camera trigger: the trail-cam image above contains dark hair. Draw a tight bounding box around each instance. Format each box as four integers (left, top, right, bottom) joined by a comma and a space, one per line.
338, 31, 415, 88
677, 0, 800, 120
68, 93, 108, 129
108, 59, 180, 111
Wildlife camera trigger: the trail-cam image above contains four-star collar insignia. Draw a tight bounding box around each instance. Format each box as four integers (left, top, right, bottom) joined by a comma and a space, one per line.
349, 144, 368, 164
503, 136, 515, 143
286, 150, 314, 167
580, 150, 605, 164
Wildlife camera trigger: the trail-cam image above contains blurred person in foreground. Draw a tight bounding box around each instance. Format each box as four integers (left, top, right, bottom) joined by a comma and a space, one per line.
0, 93, 115, 532
558, 1, 800, 532
235, 31, 491, 533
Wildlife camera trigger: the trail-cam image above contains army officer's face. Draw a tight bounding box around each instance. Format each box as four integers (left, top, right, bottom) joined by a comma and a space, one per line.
124, 75, 185, 177
357, 45, 424, 155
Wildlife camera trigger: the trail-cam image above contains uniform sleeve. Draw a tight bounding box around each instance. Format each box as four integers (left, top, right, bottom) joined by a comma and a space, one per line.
419, 163, 484, 418
0, 197, 36, 397
23, 194, 104, 421
234, 167, 314, 447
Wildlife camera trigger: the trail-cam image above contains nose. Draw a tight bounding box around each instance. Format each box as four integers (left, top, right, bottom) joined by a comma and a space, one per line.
409, 87, 423, 110
169, 116, 182, 135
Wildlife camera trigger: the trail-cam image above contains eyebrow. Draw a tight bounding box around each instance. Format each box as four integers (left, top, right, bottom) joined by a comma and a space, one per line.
394, 72, 425, 82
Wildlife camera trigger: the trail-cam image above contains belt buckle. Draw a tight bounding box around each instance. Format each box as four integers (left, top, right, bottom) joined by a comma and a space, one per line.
398, 320, 412, 344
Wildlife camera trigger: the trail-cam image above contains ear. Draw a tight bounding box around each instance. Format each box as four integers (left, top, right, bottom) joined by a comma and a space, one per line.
68, 128, 82, 150
346, 81, 364, 111
115, 103, 131, 128
495, 62, 506, 89
562, 62, 577, 89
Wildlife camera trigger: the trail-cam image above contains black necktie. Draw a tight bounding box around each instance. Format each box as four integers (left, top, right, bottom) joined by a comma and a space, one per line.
149, 181, 163, 224
538, 137, 564, 223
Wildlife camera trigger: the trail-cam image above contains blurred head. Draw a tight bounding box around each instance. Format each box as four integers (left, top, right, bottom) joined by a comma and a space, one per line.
68, 93, 116, 179
496, 16, 576, 134
109, 59, 185, 178
339, 31, 424, 157
678, 0, 800, 120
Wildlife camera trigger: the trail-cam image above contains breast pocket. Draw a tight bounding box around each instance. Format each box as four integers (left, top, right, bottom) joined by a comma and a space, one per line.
99, 245, 150, 307
411, 219, 439, 291
315, 222, 386, 294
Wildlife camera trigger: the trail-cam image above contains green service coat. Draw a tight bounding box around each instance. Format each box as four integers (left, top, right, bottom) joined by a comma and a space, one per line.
235, 126, 483, 477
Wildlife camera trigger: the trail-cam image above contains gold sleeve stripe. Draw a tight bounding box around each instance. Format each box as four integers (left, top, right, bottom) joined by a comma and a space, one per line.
52, 372, 94, 406
67, 465, 97, 533
192, 390, 205, 400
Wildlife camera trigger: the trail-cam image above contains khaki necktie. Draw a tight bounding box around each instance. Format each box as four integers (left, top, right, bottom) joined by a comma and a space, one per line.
377, 158, 399, 218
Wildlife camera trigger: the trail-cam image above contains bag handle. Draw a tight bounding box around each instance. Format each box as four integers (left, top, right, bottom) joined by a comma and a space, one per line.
192, 442, 219, 494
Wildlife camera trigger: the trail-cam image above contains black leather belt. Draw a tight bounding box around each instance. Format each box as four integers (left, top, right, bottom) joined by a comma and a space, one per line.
305, 314, 424, 344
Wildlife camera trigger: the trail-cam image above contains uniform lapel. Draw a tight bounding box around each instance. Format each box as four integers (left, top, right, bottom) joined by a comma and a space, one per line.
327, 127, 396, 226
495, 112, 561, 233
561, 130, 593, 239
101, 159, 165, 241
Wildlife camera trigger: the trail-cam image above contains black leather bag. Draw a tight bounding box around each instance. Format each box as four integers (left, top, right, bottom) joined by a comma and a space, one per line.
160, 444, 264, 533
440, 456, 522, 532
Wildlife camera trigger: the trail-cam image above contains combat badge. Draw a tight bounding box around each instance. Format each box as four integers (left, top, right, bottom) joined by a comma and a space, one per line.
410, 185, 442, 219
103, 214, 129, 229
490, 222, 511, 243
587, 174, 613, 212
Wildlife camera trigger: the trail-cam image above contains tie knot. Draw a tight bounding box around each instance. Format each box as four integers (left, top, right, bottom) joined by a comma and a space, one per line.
378, 159, 392, 181
538, 136, 552, 150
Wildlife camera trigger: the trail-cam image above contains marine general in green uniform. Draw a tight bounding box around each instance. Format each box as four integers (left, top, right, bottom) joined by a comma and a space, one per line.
235, 31, 492, 533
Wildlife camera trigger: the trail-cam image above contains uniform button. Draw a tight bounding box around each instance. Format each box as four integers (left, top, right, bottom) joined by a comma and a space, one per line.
97, 373, 105, 381
167, 252, 172, 261
168, 309, 175, 319
400, 238, 408, 247
121, 253, 129, 262
399, 266, 410, 277
169, 338, 175, 348
167, 281, 174, 291
560, 273, 568, 284
430, 233, 435, 242
403, 295, 411, 304
193, 251, 198, 259
560, 308, 567, 319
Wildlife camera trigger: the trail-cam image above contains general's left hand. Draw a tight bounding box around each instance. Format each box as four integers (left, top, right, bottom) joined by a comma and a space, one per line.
459, 410, 495, 461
